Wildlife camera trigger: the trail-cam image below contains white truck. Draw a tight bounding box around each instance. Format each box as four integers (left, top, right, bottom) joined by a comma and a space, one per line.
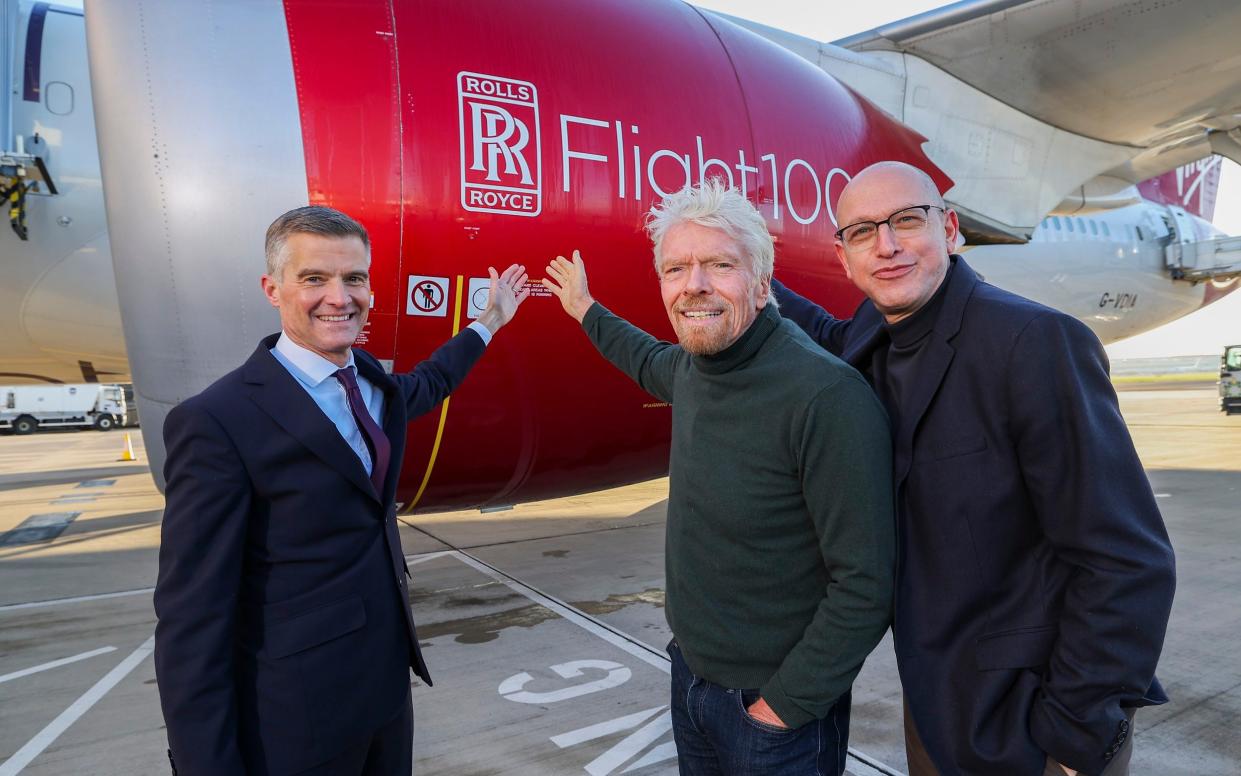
1222, 345, 1241, 416
1, 384, 128, 434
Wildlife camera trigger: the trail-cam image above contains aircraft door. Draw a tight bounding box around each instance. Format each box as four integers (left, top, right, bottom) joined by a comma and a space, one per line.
1163, 206, 1195, 246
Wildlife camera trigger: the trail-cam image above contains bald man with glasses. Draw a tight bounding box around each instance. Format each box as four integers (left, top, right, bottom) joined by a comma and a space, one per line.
771, 162, 1175, 776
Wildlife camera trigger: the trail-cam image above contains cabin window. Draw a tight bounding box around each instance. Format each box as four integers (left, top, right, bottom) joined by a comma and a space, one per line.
1052, 217, 1061, 231
1089, 220, 1098, 236
5, 392, 13, 409
1136, 226, 1146, 241
45, 81, 74, 116
1101, 223, 1111, 237
1064, 218, 1074, 232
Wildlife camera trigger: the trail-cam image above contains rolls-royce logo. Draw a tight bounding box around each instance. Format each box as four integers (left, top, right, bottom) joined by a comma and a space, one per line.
458, 72, 541, 216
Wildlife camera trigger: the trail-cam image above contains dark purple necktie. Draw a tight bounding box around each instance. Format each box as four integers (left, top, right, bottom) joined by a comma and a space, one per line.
334, 367, 391, 495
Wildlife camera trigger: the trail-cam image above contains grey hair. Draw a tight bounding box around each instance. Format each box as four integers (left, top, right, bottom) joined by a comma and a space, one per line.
645, 179, 775, 280
264, 205, 371, 278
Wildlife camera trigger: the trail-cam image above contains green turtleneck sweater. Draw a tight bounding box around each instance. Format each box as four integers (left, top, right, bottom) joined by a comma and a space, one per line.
582, 301, 895, 728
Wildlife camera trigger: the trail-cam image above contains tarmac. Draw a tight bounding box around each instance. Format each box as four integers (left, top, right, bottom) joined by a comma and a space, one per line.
0, 388, 1238, 775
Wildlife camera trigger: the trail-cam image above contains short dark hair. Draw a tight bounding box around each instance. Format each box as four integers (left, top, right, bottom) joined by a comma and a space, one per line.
264, 205, 370, 277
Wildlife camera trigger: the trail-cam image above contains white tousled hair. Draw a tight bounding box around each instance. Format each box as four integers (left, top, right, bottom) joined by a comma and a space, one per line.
645, 179, 775, 280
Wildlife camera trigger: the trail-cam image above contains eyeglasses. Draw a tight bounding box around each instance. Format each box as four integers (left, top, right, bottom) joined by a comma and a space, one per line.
835, 205, 944, 250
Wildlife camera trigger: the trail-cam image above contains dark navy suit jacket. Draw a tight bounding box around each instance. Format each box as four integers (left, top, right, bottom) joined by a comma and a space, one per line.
774, 257, 1175, 776
154, 329, 485, 775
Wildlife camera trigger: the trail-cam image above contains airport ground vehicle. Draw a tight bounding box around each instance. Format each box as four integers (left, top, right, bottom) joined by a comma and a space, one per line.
1221, 345, 1241, 415
0, 383, 127, 434
4, 0, 1241, 507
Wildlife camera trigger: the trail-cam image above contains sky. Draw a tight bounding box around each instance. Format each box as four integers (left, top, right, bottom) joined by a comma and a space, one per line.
693, 0, 1241, 359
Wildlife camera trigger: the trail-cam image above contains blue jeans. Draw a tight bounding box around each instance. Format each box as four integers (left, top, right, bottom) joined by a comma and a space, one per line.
668, 640, 850, 776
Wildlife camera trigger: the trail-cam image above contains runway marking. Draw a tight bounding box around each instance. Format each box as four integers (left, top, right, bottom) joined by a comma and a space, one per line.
553, 706, 673, 776
450, 549, 670, 672
847, 750, 903, 776
550, 706, 666, 749
406, 550, 454, 566
439, 549, 906, 776
76, 480, 116, 488
0, 587, 152, 612
0, 552, 904, 775
408, 274, 465, 511
500, 660, 633, 703
0, 636, 154, 776
0, 646, 117, 685
1, 512, 81, 546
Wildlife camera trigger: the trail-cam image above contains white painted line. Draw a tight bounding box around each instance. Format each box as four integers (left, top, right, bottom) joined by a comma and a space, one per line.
0, 635, 154, 776
405, 550, 455, 567
0, 646, 117, 685
624, 739, 677, 773
846, 747, 904, 776
0, 588, 153, 613
449, 550, 671, 673
583, 709, 671, 776
447, 549, 906, 776
501, 660, 632, 704
550, 706, 665, 749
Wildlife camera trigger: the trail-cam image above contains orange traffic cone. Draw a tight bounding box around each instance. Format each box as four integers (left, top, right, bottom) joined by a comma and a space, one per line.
119, 433, 137, 462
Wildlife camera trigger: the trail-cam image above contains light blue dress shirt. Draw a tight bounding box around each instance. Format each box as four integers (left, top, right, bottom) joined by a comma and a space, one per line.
269, 323, 492, 474
271, 334, 385, 475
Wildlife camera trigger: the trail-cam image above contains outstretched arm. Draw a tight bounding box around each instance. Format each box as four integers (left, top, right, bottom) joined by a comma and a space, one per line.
398, 263, 529, 416
475, 263, 531, 335
540, 251, 595, 322
770, 277, 852, 357
542, 250, 682, 403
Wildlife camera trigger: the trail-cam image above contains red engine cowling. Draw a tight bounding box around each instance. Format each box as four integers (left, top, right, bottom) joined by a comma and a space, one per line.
283, 0, 950, 511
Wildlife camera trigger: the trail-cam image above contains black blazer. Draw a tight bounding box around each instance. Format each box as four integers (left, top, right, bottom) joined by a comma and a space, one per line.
154, 329, 485, 775
774, 258, 1175, 776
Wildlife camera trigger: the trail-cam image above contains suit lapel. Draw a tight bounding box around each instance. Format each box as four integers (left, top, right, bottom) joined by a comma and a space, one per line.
894, 338, 955, 486
243, 335, 380, 502
893, 257, 979, 487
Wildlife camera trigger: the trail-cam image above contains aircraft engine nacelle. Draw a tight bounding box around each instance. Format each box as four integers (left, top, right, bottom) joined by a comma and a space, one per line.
85, 0, 947, 510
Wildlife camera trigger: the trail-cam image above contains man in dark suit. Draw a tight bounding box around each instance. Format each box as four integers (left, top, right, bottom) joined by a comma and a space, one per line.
772, 162, 1175, 776
153, 205, 529, 775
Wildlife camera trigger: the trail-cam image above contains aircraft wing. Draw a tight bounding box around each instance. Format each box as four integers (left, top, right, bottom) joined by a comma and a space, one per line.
707, 0, 1241, 240
836, 0, 1241, 182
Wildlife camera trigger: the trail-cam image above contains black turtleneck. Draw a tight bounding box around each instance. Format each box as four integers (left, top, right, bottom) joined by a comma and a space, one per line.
872, 261, 955, 433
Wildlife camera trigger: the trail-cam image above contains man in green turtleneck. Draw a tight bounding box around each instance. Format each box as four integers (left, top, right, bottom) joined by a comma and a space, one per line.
540, 181, 895, 776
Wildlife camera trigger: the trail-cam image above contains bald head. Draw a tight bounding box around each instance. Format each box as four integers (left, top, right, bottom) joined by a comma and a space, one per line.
831, 161, 959, 324
837, 162, 944, 226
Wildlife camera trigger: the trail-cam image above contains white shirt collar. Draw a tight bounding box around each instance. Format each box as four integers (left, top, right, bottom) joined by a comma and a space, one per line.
273, 331, 356, 387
